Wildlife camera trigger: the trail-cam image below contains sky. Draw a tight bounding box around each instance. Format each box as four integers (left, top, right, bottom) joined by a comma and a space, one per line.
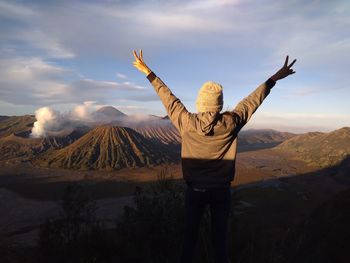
0, 0, 349, 133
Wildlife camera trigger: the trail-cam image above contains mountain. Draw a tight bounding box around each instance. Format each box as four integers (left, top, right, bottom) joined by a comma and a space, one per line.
109, 114, 181, 145
277, 127, 350, 167
134, 124, 181, 145
92, 106, 126, 121
239, 129, 296, 145
0, 128, 86, 163
0, 115, 36, 138
38, 126, 175, 170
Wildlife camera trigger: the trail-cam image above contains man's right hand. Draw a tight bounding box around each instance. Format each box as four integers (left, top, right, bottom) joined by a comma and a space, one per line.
271, 55, 297, 82
132, 49, 152, 76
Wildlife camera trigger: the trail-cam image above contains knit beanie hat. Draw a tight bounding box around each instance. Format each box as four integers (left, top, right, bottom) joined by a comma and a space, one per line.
196, 81, 223, 112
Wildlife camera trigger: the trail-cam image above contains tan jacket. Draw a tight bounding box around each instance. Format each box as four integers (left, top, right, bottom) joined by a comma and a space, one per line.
147, 72, 276, 188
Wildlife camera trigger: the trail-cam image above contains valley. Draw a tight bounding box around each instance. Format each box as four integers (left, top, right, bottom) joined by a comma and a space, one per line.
0, 108, 349, 262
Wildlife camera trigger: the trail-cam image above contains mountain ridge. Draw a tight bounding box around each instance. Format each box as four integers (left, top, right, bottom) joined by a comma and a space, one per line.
37, 126, 175, 170
277, 127, 350, 167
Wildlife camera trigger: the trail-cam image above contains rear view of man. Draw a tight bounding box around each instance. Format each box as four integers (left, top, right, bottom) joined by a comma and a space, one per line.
132, 50, 296, 263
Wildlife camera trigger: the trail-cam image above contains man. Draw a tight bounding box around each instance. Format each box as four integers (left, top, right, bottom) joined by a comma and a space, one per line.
132, 50, 296, 263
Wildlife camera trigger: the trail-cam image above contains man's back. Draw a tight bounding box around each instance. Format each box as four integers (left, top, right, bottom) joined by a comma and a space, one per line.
181, 111, 238, 187
145, 71, 276, 187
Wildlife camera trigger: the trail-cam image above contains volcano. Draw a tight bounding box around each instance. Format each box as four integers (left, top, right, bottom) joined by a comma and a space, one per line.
39, 126, 175, 170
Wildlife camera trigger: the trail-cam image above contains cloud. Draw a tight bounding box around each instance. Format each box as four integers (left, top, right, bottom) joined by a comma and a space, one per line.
0, 1, 34, 18
1, 0, 349, 120
2, 0, 349, 63
245, 111, 350, 133
30, 102, 164, 138
116, 72, 127, 79
0, 56, 154, 106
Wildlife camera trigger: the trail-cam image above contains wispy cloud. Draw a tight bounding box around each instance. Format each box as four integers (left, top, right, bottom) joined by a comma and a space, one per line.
0, 1, 34, 17
116, 72, 127, 79
245, 111, 350, 133
0, 0, 349, 124
0, 56, 153, 106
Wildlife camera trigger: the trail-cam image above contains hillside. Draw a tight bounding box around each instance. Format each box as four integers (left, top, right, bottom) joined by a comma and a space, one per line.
109, 114, 181, 145
277, 127, 350, 167
132, 121, 181, 145
38, 126, 176, 170
0, 129, 86, 163
239, 129, 295, 145
0, 115, 36, 138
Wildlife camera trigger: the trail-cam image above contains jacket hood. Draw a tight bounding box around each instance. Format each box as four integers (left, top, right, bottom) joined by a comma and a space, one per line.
194, 112, 220, 135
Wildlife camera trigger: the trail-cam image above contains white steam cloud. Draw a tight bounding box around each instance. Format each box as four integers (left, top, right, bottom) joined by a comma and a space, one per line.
30, 102, 172, 138
30, 102, 101, 138
31, 107, 62, 138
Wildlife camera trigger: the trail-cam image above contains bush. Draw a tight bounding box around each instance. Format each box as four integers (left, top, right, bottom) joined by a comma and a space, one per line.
37, 183, 113, 263
37, 169, 214, 263
115, 169, 186, 262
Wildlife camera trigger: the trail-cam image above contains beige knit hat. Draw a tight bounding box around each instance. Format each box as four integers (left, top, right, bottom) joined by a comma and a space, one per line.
196, 81, 223, 112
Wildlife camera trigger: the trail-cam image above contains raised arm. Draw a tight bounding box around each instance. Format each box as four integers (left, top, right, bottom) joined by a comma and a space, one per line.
132, 50, 190, 132
232, 55, 297, 129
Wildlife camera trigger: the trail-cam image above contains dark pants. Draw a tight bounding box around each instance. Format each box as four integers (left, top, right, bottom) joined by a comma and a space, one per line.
179, 184, 231, 263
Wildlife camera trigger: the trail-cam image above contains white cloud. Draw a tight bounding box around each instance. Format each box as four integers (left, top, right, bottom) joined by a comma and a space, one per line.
245, 111, 350, 133
0, 56, 154, 106
1, 0, 349, 120
116, 72, 127, 79
0, 1, 34, 18
20, 29, 75, 59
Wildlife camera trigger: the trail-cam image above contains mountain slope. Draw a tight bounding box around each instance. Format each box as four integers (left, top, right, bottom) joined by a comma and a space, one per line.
0, 115, 36, 138
39, 126, 175, 170
133, 121, 181, 145
92, 106, 126, 121
0, 129, 86, 162
239, 129, 296, 145
277, 127, 350, 167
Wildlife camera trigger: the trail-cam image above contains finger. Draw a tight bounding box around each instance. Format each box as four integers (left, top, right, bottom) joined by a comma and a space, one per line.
284, 55, 289, 67
133, 50, 139, 60
140, 49, 143, 61
288, 59, 297, 68
290, 71, 296, 74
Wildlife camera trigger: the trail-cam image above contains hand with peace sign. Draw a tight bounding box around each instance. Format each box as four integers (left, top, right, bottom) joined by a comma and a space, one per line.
132, 49, 152, 76
271, 55, 297, 82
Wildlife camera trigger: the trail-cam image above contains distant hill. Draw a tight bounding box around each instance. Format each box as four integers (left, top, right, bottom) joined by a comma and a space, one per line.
38, 126, 175, 170
135, 124, 181, 145
277, 127, 350, 167
0, 115, 36, 138
0, 129, 86, 162
0, 116, 9, 122
108, 114, 181, 145
239, 129, 295, 145
129, 117, 181, 145
92, 106, 126, 121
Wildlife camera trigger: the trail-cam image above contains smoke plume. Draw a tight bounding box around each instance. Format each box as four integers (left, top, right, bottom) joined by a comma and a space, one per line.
30, 102, 100, 138
30, 102, 172, 138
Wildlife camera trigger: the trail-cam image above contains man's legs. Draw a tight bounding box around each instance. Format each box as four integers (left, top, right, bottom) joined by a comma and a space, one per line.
209, 187, 232, 263
179, 185, 207, 263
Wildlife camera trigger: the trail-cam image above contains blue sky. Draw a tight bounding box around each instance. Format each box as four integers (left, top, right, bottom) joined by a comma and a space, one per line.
0, 0, 349, 132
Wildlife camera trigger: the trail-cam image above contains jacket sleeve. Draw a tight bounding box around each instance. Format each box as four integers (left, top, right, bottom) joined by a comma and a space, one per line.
147, 72, 190, 132
231, 78, 276, 130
